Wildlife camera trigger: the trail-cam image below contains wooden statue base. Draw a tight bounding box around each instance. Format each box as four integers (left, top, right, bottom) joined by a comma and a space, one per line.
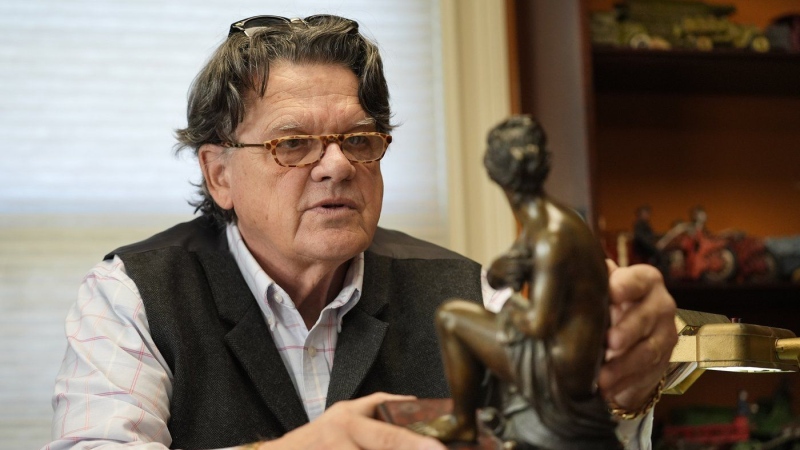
377, 398, 507, 450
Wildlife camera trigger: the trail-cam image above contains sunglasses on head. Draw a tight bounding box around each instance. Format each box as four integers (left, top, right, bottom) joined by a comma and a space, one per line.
228, 14, 358, 37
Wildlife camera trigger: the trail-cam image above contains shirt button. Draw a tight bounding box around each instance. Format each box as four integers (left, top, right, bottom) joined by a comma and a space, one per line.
308, 346, 317, 357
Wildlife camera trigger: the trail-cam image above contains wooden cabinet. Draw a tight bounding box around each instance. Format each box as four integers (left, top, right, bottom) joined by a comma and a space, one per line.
508, 0, 800, 236
584, 0, 800, 238
583, 0, 800, 313
586, 1, 800, 438
508, 0, 800, 442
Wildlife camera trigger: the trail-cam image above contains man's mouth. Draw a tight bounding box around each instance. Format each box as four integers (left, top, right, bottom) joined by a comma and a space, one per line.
312, 198, 358, 210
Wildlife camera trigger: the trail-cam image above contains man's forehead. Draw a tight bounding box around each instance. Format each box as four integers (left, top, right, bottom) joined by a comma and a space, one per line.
271, 116, 376, 132
243, 61, 358, 100
238, 62, 372, 136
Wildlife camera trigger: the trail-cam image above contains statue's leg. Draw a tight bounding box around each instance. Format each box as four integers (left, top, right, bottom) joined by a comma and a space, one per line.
422, 300, 513, 442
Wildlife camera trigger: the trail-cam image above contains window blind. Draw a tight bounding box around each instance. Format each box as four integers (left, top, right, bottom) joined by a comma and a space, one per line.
0, 1, 446, 448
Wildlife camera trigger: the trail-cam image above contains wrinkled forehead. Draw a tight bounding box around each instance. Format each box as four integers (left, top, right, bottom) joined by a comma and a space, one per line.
238, 61, 371, 135
242, 59, 358, 100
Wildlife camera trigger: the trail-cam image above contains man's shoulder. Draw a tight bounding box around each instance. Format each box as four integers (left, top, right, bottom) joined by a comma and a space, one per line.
105, 215, 226, 260
367, 227, 475, 263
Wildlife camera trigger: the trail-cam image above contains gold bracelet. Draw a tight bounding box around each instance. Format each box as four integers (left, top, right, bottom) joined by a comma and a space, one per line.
239, 443, 262, 450
609, 374, 666, 420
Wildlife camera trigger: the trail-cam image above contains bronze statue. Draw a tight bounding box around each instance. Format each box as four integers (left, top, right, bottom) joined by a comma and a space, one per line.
411, 116, 621, 449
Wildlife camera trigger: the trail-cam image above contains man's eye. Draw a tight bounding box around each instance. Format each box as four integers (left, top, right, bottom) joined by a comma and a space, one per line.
277, 138, 308, 150
345, 135, 369, 147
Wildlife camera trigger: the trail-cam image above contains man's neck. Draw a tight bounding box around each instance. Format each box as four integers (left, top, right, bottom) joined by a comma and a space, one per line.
262, 256, 352, 330
293, 261, 350, 329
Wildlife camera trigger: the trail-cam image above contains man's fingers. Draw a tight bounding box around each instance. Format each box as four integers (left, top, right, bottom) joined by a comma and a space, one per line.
606, 265, 674, 352
599, 335, 672, 408
608, 264, 664, 306
276, 393, 445, 450
600, 310, 677, 409
343, 393, 446, 450
601, 335, 667, 391
605, 259, 619, 275
606, 301, 658, 352
600, 263, 677, 410
345, 392, 417, 417
347, 414, 446, 450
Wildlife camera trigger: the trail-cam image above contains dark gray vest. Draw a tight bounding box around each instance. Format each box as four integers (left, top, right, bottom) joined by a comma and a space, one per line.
107, 216, 483, 449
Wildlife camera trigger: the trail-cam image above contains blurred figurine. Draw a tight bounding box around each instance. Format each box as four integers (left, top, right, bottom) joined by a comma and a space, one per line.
721, 230, 778, 283
764, 236, 800, 282
737, 390, 751, 418
656, 206, 777, 283
689, 205, 708, 234
633, 205, 660, 266
657, 206, 736, 283
411, 116, 620, 449
766, 14, 800, 52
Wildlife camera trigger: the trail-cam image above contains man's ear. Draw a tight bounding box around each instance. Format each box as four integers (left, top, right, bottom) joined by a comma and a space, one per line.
198, 144, 233, 210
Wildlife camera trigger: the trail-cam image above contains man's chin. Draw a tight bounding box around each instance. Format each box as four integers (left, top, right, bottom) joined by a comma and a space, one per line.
300, 227, 374, 260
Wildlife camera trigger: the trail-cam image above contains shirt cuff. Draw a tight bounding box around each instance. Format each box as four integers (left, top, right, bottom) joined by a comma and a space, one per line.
616, 409, 654, 450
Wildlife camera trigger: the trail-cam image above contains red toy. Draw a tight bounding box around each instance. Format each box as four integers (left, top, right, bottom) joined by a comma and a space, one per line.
657, 207, 736, 283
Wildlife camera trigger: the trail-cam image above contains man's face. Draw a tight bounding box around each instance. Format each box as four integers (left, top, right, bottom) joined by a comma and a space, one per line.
202, 62, 384, 272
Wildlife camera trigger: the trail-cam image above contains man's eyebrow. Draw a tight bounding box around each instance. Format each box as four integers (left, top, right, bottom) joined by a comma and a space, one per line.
354, 117, 375, 127
271, 118, 377, 134
274, 121, 303, 133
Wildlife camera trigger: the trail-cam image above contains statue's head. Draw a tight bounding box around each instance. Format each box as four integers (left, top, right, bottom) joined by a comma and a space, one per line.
484, 115, 551, 194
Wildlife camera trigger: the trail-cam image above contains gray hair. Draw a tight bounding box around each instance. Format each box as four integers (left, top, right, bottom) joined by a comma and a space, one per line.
175, 15, 394, 224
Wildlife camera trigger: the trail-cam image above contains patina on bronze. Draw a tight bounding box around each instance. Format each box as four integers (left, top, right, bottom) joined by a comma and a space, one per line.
410, 116, 621, 449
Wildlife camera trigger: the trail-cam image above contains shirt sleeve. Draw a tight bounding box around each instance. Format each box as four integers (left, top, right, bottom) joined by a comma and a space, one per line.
43, 256, 174, 450
479, 268, 653, 450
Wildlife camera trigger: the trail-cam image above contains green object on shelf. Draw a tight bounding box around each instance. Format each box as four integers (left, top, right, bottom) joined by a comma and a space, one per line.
669, 405, 736, 426
750, 386, 793, 438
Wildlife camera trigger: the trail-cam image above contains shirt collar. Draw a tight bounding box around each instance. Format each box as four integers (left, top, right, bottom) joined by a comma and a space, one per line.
225, 223, 364, 330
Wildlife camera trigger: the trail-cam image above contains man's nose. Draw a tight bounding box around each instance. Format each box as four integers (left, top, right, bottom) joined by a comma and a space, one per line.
311, 142, 356, 181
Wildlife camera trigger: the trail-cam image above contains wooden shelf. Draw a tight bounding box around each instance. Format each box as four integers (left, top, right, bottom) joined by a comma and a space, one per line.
592, 48, 800, 96
580, 2, 800, 438
510, 2, 800, 440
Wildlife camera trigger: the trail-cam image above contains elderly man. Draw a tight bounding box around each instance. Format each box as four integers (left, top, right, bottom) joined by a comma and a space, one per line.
44, 15, 676, 450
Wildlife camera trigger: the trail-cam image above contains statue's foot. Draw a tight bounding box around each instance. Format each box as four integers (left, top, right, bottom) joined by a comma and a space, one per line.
408, 414, 477, 443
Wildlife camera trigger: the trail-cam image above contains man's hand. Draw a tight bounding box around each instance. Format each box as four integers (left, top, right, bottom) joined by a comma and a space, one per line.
253, 393, 446, 450
599, 261, 678, 413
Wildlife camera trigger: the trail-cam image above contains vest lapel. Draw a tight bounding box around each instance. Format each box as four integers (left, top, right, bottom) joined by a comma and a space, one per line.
326, 309, 388, 406
326, 251, 391, 406
198, 252, 309, 432
225, 307, 310, 431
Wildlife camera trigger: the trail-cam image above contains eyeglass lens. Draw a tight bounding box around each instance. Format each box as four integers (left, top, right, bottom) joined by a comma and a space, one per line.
275, 135, 386, 166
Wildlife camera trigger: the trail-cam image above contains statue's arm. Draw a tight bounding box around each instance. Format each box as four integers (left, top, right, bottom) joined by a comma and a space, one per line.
486, 243, 532, 293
